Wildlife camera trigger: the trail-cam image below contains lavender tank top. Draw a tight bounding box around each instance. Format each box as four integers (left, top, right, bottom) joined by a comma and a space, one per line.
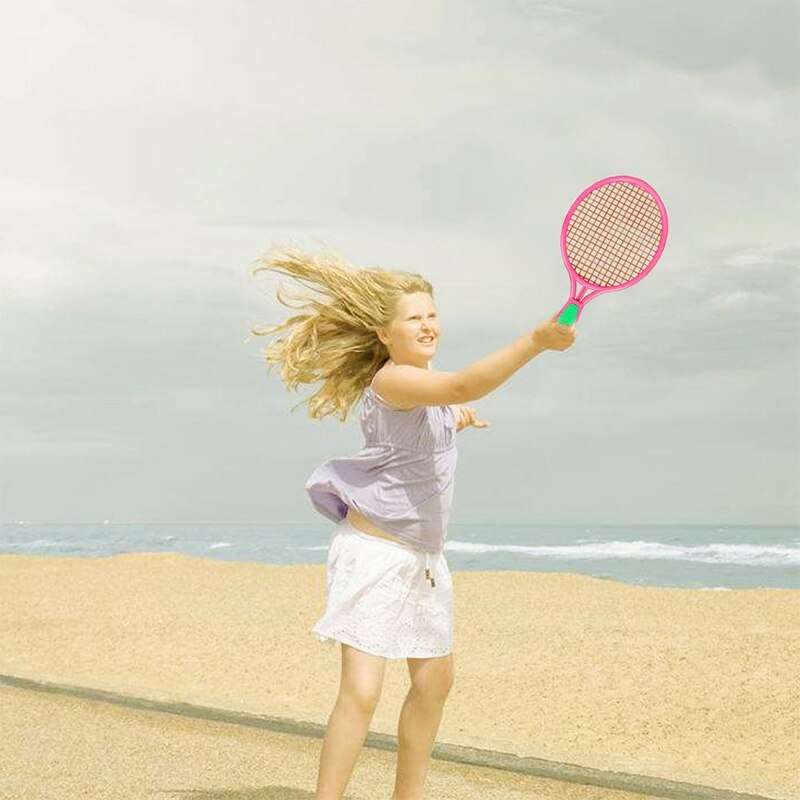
305, 380, 459, 553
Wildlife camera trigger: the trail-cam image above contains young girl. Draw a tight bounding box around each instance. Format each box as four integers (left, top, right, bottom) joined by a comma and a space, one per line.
249, 246, 576, 800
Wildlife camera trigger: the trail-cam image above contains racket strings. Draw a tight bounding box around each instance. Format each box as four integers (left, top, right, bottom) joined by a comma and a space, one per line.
566, 182, 663, 287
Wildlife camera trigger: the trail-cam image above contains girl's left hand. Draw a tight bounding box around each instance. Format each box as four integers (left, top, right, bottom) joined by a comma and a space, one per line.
454, 405, 490, 432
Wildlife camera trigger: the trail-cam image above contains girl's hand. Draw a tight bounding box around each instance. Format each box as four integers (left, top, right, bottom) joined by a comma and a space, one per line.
532, 312, 577, 352
454, 405, 490, 432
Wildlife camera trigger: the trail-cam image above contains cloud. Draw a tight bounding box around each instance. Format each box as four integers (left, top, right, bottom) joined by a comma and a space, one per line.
0, 0, 797, 523
579, 243, 800, 377
542, 0, 800, 87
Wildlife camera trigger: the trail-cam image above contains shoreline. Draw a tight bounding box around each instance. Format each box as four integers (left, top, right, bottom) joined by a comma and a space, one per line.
1, 547, 795, 592
3, 521, 797, 593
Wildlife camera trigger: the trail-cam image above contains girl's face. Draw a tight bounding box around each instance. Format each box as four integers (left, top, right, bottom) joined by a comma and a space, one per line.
378, 291, 439, 368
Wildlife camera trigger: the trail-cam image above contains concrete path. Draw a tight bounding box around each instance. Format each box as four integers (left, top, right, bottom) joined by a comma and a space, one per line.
1, 682, 663, 800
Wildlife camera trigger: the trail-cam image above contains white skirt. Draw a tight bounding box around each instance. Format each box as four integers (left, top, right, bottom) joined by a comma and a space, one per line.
312, 517, 454, 659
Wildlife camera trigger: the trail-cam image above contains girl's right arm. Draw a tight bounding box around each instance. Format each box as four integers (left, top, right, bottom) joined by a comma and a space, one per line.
375, 314, 576, 407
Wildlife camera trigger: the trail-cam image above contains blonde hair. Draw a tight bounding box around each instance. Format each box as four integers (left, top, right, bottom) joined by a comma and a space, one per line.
248, 245, 434, 422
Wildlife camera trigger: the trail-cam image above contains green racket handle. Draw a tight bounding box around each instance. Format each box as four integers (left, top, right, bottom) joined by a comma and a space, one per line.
557, 303, 580, 325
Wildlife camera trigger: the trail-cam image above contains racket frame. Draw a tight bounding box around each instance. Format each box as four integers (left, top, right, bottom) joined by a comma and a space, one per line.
556, 175, 668, 325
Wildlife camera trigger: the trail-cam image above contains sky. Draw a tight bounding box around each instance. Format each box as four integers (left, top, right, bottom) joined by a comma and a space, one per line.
1, 0, 798, 527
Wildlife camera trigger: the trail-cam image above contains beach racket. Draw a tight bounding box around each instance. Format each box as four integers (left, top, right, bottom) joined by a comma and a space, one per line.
556, 175, 668, 325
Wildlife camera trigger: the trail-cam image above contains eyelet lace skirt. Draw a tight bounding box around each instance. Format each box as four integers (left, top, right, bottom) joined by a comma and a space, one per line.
312, 517, 454, 659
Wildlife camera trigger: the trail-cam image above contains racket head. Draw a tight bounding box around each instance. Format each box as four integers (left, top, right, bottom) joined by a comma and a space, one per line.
560, 175, 668, 292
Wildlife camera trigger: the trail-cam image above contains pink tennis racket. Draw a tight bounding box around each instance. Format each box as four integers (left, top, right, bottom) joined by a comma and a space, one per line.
556, 175, 668, 325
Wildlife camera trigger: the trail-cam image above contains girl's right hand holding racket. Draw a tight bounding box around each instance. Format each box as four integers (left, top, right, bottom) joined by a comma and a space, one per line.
533, 313, 577, 352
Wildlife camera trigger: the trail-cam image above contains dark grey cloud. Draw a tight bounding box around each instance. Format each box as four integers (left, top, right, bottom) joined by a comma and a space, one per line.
583, 244, 800, 377
538, 0, 800, 86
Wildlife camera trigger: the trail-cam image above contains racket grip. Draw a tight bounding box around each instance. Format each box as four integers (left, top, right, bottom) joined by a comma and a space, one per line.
557, 302, 580, 325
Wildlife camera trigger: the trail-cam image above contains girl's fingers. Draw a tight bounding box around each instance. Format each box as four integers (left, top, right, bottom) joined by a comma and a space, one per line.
456, 406, 490, 429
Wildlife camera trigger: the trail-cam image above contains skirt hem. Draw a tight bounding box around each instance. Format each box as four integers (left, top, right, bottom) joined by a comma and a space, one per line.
312, 627, 452, 660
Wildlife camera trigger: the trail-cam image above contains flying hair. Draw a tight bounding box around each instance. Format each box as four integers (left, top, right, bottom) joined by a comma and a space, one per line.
248, 244, 434, 422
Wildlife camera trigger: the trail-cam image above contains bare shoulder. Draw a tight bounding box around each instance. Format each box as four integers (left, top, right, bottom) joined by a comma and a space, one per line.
372, 362, 465, 409
370, 362, 417, 410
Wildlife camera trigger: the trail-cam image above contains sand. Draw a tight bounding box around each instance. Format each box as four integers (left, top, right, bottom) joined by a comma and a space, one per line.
0, 552, 797, 799
1, 683, 662, 800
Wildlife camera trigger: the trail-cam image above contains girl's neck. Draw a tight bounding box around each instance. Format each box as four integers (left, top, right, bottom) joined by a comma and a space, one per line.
386, 358, 432, 370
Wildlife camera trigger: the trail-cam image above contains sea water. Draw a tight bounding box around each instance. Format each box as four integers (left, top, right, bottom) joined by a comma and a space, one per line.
1, 521, 797, 590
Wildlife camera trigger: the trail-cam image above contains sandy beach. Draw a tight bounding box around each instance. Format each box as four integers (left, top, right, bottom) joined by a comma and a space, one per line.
0, 552, 797, 799
2, 683, 666, 800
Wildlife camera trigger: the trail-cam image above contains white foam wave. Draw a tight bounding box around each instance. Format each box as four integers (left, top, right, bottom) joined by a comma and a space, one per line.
5, 539, 61, 548
444, 540, 800, 567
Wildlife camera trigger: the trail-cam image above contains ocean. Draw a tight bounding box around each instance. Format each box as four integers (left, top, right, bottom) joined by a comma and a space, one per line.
1, 521, 797, 590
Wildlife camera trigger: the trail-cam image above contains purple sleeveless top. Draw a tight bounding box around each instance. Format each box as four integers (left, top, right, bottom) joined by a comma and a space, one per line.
305, 382, 458, 553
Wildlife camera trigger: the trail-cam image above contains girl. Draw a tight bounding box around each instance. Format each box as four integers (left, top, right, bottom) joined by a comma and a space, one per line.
249, 246, 576, 800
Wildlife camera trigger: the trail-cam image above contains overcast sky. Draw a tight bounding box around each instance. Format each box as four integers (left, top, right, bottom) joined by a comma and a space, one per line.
1, 0, 798, 527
